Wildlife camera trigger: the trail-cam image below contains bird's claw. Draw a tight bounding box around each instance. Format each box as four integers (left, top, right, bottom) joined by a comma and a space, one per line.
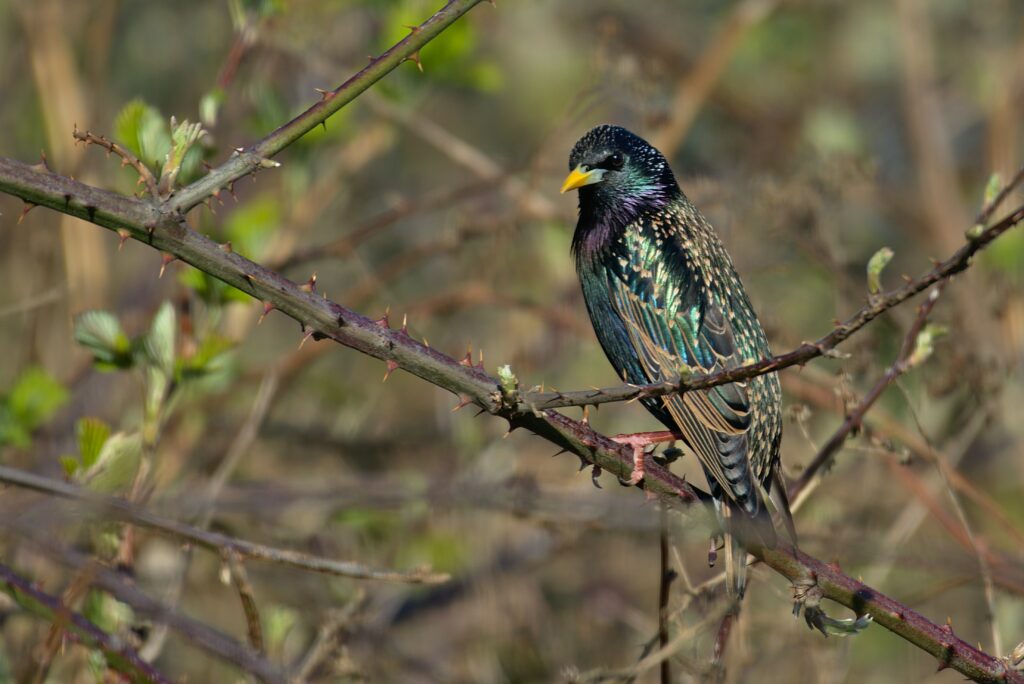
791, 577, 872, 638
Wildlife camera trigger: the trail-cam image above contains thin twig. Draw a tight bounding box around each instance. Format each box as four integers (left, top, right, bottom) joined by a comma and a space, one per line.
226, 550, 265, 654
789, 283, 946, 501
897, 385, 1004, 656
657, 507, 672, 684
73, 126, 159, 198
0, 465, 450, 584
22, 538, 288, 683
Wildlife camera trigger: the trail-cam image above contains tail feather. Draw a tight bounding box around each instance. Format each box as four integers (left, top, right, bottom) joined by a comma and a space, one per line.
716, 495, 777, 599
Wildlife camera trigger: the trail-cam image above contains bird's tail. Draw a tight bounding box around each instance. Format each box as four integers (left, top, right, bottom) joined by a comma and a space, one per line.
714, 493, 778, 600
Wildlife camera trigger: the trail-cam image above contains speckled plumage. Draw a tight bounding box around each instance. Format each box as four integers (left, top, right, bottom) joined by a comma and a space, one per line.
566, 126, 783, 587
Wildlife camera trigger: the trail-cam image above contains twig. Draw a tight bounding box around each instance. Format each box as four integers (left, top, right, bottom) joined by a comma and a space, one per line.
897, 387, 1004, 656
657, 508, 672, 684
226, 550, 265, 653
73, 126, 159, 199
0, 561, 171, 684
789, 283, 946, 500
0, 465, 450, 584
293, 590, 366, 682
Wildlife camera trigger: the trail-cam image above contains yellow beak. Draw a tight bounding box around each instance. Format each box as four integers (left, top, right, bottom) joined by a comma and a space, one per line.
560, 165, 604, 193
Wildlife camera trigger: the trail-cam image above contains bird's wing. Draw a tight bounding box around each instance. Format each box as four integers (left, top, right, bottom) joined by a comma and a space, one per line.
605, 224, 762, 513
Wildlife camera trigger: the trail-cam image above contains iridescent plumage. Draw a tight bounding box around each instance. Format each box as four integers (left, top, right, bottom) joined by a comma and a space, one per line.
564, 125, 785, 596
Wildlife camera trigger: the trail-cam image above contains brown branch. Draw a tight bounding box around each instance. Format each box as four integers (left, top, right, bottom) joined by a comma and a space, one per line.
72, 125, 160, 199
226, 550, 265, 653
0, 562, 170, 684
0, 465, 450, 584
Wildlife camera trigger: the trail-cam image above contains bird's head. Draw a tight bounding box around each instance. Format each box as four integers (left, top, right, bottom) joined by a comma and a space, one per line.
560, 125, 678, 215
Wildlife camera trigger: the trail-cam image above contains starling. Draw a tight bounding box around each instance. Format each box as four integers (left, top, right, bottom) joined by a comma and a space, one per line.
561, 125, 789, 597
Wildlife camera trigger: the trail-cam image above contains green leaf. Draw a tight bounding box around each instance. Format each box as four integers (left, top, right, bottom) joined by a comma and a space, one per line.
199, 88, 225, 128
82, 432, 142, 494
866, 246, 894, 295
179, 335, 235, 379
141, 301, 176, 374
159, 118, 206, 190
60, 455, 80, 477
907, 323, 948, 368
8, 367, 68, 431
76, 418, 111, 469
179, 266, 250, 304
74, 310, 133, 368
983, 172, 1002, 208
113, 99, 169, 171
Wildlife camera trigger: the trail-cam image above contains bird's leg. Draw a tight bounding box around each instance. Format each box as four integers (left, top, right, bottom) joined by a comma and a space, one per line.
610, 430, 683, 485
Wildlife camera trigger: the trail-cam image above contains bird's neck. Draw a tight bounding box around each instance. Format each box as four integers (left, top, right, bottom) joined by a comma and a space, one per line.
571, 188, 679, 263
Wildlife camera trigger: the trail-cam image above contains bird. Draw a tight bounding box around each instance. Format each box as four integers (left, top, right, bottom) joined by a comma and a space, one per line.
561, 124, 790, 598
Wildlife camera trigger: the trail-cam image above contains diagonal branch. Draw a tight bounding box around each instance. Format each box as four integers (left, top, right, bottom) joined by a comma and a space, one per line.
0, 562, 171, 683
163, 0, 487, 215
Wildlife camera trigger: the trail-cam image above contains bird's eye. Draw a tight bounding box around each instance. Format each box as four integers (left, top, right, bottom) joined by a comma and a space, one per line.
607, 152, 624, 169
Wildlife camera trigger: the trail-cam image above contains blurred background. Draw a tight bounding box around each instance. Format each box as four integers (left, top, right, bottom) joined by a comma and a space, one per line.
1, 0, 1024, 681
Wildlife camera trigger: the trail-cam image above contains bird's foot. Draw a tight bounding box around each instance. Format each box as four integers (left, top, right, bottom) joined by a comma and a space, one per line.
791, 576, 873, 637
610, 431, 682, 485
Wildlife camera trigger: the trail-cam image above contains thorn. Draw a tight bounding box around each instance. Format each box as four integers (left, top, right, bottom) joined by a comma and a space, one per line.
321, 121, 327, 133
476, 349, 485, 370
258, 301, 274, 324
374, 307, 390, 328
383, 359, 399, 382
422, 337, 429, 348
551, 448, 568, 457
211, 187, 224, 205
404, 24, 423, 34
581, 405, 590, 425
400, 313, 409, 336
219, 241, 233, 252
242, 273, 254, 287
159, 253, 175, 278
17, 202, 36, 224
117, 229, 131, 250
301, 273, 317, 293
901, 274, 913, 283
367, 55, 376, 64
473, 407, 486, 417
314, 87, 331, 100
459, 350, 473, 367
591, 464, 602, 488
944, 617, 954, 632
298, 327, 315, 349
227, 181, 237, 202
30, 151, 51, 173
404, 51, 423, 72
451, 395, 473, 412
